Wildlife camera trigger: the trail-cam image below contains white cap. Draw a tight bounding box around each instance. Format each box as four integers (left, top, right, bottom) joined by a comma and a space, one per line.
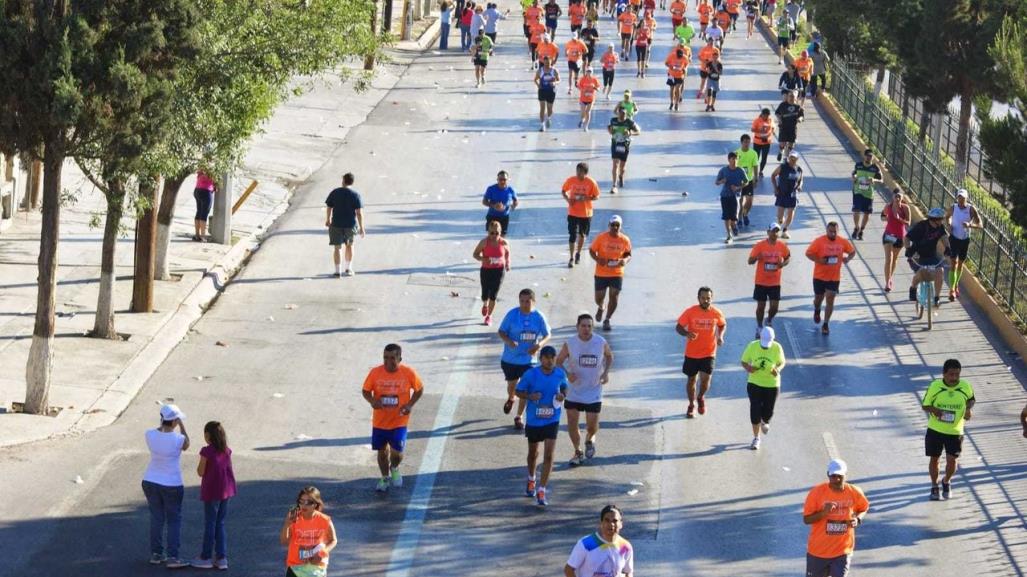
957, 188, 969, 199
609, 214, 623, 224
160, 404, 185, 422
760, 326, 775, 348
827, 459, 848, 476
768, 222, 782, 232
788, 150, 800, 159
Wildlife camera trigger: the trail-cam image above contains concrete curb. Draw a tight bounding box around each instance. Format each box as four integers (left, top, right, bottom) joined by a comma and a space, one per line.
755, 14, 1027, 360
396, 16, 442, 52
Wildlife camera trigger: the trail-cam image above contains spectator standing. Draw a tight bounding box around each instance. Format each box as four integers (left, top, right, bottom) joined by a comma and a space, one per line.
190, 421, 237, 570
142, 404, 191, 568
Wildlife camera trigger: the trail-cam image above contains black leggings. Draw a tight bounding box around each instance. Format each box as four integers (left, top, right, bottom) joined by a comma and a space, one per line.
753, 143, 771, 175
747, 383, 779, 425
193, 188, 213, 221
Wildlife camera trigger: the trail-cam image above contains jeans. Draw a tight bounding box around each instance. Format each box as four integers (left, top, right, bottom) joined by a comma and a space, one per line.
460, 24, 471, 50
201, 499, 230, 559
439, 22, 450, 49
142, 480, 184, 558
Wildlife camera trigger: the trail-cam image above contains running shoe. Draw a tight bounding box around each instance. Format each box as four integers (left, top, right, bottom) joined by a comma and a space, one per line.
934, 296, 941, 307
150, 554, 166, 565
731, 224, 739, 236
929, 485, 941, 501
484, 314, 492, 326
761, 422, 770, 435
578, 119, 583, 127
376, 478, 389, 493
696, 90, 703, 99
536, 487, 548, 506
610, 187, 617, 195
526, 478, 537, 497
514, 416, 524, 430
886, 278, 893, 292
674, 102, 679, 111
821, 323, 830, 335
190, 558, 214, 569
755, 328, 761, 339
390, 467, 403, 487
214, 559, 228, 571
697, 397, 706, 415
743, 215, 750, 226
574, 251, 581, 264
710, 105, 716, 112
481, 304, 488, 317
166, 558, 189, 569
568, 258, 575, 268
603, 319, 611, 331
686, 403, 695, 418
596, 307, 604, 322
813, 309, 821, 324
669, 103, 674, 110
948, 291, 955, 302
941, 482, 951, 500
585, 440, 596, 459
724, 236, 732, 244
345, 268, 354, 276
569, 451, 585, 467
750, 437, 761, 450
780, 229, 789, 239
540, 124, 546, 132
546, 117, 552, 128
503, 399, 514, 414
333, 272, 342, 278
857, 229, 864, 240
909, 286, 917, 302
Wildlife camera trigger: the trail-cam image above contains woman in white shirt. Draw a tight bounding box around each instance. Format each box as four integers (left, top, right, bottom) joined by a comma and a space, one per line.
142, 404, 191, 568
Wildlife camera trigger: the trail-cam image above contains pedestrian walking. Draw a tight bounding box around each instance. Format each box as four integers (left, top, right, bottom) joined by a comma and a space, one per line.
143, 404, 191, 568
325, 173, 365, 277
280, 486, 338, 577
564, 505, 634, 576
473, 220, 511, 326
193, 170, 217, 242
362, 344, 424, 493
803, 460, 869, 577
189, 421, 236, 570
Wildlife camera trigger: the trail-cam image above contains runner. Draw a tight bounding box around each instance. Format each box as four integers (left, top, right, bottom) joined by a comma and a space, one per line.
581, 18, 601, 66
697, 0, 713, 39
633, 18, 651, 77
673, 17, 695, 47
472, 28, 495, 87
516, 345, 568, 507
748, 223, 791, 333
775, 12, 792, 65
669, 0, 687, 35
706, 12, 724, 50
794, 49, 813, 104
744, 0, 758, 38
849, 148, 883, 240
741, 326, 786, 450
563, 162, 602, 266
590, 215, 633, 330
1020, 402, 1027, 438
473, 221, 511, 325
617, 6, 638, 60
703, 51, 723, 112
615, 89, 639, 119
608, 107, 641, 193
880, 188, 911, 292
713, 4, 730, 47
945, 189, 982, 301
803, 460, 870, 577
922, 358, 975, 501
904, 207, 949, 308
696, 37, 719, 99
664, 42, 690, 111
751, 108, 775, 179
642, 9, 657, 70
524, 0, 543, 60
774, 90, 804, 160
482, 170, 519, 235
716, 151, 748, 244
577, 66, 601, 130
534, 55, 561, 131
675, 287, 726, 418
771, 150, 802, 238
784, 0, 802, 42
325, 173, 366, 277
497, 289, 552, 431
809, 42, 831, 99
600, 44, 620, 99
735, 134, 759, 226
544, 0, 563, 39
556, 314, 614, 466
361, 344, 424, 493
725, 0, 741, 31
569, 0, 587, 34
538, 33, 560, 67
281, 487, 338, 576
566, 32, 588, 93
804, 221, 856, 335
527, 14, 547, 68
564, 505, 634, 577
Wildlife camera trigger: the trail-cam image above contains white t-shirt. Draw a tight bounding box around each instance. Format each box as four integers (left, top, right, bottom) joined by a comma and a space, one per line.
143, 429, 186, 486
567, 533, 634, 577
565, 335, 608, 404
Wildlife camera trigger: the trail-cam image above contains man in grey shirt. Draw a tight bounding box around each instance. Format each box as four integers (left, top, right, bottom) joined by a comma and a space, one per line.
483, 3, 507, 42
784, 0, 803, 41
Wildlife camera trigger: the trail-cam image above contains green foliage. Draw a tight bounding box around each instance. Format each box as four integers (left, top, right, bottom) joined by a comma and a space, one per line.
805, 0, 915, 66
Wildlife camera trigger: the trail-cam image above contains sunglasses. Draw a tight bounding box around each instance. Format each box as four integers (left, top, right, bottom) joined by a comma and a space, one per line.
488, 231, 500, 236
298, 499, 317, 506
610, 223, 621, 228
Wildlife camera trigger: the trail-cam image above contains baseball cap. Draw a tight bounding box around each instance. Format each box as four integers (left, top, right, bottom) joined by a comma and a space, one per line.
768, 222, 781, 232
609, 214, 623, 224
160, 404, 185, 422
827, 459, 848, 476
788, 150, 800, 159
760, 326, 775, 348
956, 188, 969, 199
927, 207, 945, 219
623, 89, 632, 95
539, 345, 558, 357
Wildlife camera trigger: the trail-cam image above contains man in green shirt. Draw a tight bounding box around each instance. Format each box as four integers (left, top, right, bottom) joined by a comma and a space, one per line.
674, 19, 695, 46
850, 149, 882, 240
741, 326, 785, 450
472, 30, 494, 87
735, 134, 760, 228
922, 358, 975, 501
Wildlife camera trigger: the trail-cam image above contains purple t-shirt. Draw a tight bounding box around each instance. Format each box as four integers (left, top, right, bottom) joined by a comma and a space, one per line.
199, 445, 237, 502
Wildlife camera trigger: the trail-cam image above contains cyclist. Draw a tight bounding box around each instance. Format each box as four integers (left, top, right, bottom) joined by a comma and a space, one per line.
945, 189, 982, 301
904, 207, 950, 309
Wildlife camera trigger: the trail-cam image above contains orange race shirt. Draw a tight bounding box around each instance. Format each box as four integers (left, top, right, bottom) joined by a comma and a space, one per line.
698, 45, 720, 70
644, 15, 657, 32
670, 0, 686, 19
805, 235, 856, 282
578, 76, 601, 103
665, 51, 689, 78
618, 11, 637, 34
591, 231, 632, 278
362, 364, 424, 430
795, 56, 813, 80
716, 10, 731, 29
566, 38, 587, 62
698, 2, 713, 23
804, 483, 870, 559
537, 41, 559, 62
601, 51, 619, 70
629, 0, 642, 6
563, 176, 601, 217
749, 239, 791, 287
751, 116, 775, 145
676, 304, 726, 359
285, 511, 333, 568
524, 5, 542, 23
569, 3, 586, 25
726, 0, 741, 14
529, 20, 547, 44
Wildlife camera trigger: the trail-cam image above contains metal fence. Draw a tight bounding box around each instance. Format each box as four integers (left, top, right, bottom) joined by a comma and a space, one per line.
831, 58, 1027, 326
883, 72, 1009, 203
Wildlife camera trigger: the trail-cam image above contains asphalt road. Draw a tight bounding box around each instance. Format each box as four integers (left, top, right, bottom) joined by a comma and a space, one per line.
1, 5, 1025, 577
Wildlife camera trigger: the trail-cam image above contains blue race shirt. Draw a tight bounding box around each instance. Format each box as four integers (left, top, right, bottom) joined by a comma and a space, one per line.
516, 366, 568, 427
498, 308, 550, 365
717, 166, 748, 198
483, 184, 517, 217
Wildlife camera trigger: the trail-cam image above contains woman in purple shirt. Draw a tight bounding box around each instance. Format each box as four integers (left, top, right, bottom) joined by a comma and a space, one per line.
190, 421, 237, 570
193, 170, 217, 242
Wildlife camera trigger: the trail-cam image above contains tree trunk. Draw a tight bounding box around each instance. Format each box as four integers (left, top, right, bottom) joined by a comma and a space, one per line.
366, 0, 381, 70
132, 176, 160, 312
384, 0, 394, 32
91, 179, 126, 339
21, 158, 42, 210
24, 141, 63, 415
954, 88, 973, 180
154, 171, 187, 281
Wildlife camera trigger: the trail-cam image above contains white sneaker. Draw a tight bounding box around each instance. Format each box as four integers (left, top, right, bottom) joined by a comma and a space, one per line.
390, 467, 403, 487
545, 117, 552, 128
780, 230, 790, 239
375, 477, 389, 492
750, 437, 761, 450
345, 268, 354, 276
724, 236, 732, 244
191, 558, 214, 569
761, 422, 770, 435
539, 124, 546, 132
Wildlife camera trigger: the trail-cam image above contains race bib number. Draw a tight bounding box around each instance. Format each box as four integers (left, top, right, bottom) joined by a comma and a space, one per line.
939, 410, 956, 423
825, 256, 838, 265
826, 521, 849, 535
578, 354, 599, 367
883, 234, 897, 243
520, 331, 538, 342
613, 144, 627, 154
763, 262, 778, 271
576, 194, 588, 200
607, 259, 621, 267
299, 544, 325, 560
380, 395, 399, 407
488, 257, 504, 266
536, 406, 555, 419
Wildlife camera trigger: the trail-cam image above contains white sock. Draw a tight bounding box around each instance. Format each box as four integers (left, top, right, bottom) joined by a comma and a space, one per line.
344, 260, 352, 271
334, 263, 341, 274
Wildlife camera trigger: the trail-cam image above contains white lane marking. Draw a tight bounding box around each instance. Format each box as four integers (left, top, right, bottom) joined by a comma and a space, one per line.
822, 432, 840, 461
782, 320, 802, 368
385, 315, 475, 577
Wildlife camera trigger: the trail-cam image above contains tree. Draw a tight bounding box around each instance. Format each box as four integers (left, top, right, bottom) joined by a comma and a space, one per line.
151, 0, 384, 281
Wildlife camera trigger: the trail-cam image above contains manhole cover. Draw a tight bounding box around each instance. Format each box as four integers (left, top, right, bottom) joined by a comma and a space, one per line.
407, 273, 477, 288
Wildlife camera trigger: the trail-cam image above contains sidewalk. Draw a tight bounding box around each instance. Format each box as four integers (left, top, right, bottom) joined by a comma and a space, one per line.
0, 22, 442, 447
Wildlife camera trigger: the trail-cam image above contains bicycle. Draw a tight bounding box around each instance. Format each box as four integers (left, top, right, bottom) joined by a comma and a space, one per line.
908, 255, 943, 329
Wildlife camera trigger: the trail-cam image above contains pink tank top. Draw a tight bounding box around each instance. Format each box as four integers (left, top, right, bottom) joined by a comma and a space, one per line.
481, 240, 508, 270
883, 203, 909, 238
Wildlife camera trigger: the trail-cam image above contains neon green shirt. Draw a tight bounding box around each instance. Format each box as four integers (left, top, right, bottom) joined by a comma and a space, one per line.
735, 147, 760, 181
851, 161, 881, 199
741, 340, 786, 388
521, 0, 533, 10
776, 16, 791, 38
923, 378, 975, 435
674, 23, 695, 45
